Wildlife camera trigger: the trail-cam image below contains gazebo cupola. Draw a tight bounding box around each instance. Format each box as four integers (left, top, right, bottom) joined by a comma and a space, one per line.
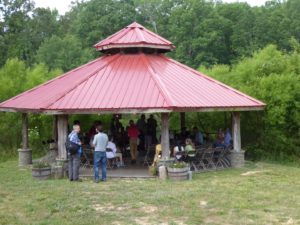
94, 22, 175, 54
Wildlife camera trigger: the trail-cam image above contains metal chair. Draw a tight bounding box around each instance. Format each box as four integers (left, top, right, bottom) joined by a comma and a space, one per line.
213, 147, 225, 169
202, 148, 216, 171
80, 148, 93, 169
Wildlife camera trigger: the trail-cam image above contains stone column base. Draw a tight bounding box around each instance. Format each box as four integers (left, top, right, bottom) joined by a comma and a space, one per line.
229, 150, 245, 168
55, 158, 69, 178
18, 148, 32, 167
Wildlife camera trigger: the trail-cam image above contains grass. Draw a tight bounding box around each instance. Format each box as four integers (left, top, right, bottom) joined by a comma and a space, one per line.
0, 161, 299, 225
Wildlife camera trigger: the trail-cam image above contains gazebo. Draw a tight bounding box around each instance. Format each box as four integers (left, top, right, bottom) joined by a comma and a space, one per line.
0, 22, 265, 168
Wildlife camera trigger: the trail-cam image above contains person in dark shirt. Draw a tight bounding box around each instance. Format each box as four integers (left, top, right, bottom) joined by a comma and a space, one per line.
147, 114, 157, 144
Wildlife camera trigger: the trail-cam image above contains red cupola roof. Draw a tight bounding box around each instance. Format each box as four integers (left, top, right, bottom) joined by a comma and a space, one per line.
94, 22, 175, 53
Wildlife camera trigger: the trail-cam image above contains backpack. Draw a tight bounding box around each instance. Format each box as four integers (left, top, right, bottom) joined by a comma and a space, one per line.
65, 138, 80, 155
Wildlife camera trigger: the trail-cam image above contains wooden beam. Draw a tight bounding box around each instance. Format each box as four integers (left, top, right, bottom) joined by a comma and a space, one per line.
21, 113, 28, 149
0, 106, 265, 115
232, 112, 241, 152
57, 115, 68, 160
161, 113, 170, 159
180, 112, 185, 130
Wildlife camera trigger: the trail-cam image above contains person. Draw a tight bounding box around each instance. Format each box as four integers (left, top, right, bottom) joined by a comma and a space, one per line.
92, 125, 108, 183
180, 127, 190, 142
147, 114, 157, 144
116, 126, 127, 154
110, 115, 123, 138
185, 138, 196, 157
106, 136, 124, 167
213, 128, 225, 148
193, 126, 204, 146
67, 124, 82, 182
152, 137, 171, 166
73, 120, 80, 126
224, 128, 232, 148
137, 114, 147, 151
152, 143, 161, 166
173, 139, 185, 161
87, 120, 102, 142
127, 120, 139, 164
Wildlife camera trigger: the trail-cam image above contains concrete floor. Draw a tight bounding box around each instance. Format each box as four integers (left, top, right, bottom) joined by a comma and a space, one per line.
79, 152, 156, 179
79, 166, 155, 178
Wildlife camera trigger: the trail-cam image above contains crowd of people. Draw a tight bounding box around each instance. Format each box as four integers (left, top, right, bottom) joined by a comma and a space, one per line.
66, 114, 158, 182
66, 114, 232, 183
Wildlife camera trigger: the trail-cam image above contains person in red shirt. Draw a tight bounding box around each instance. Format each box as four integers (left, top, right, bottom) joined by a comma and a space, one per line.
127, 120, 139, 164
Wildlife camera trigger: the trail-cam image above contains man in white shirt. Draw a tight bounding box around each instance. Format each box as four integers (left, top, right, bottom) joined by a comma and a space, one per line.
106, 137, 124, 167
92, 125, 108, 183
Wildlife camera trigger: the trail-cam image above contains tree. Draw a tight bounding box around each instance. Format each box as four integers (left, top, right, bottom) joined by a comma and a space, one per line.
0, 58, 62, 151
201, 44, 300, 161
36, 35, 93, 71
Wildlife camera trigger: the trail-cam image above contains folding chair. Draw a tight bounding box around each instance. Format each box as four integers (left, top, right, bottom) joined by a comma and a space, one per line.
80, 148, 93, 169
202, 148, 216, 171
213, 147, 225, 169
193, 148, 205, 171
220, 147, 231, 168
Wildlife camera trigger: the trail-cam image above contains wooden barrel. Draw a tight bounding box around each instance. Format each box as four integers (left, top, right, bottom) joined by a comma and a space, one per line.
32, 167, 51, 180
167, 167, 189, 181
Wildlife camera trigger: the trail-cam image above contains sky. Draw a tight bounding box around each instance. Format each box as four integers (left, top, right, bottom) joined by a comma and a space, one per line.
34, 0, 269, 15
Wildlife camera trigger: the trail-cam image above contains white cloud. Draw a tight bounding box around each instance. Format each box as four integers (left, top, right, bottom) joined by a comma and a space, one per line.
34, 0, 73, 15
34, 0, 268, 15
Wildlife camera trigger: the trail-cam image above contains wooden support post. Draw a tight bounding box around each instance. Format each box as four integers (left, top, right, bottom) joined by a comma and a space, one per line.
57, 115, 68, 160
18, 113, 32, 166
180, 112, 185, 130
161, 113, 170, 159
232, 112, 241, 152
21, 113, 29, 149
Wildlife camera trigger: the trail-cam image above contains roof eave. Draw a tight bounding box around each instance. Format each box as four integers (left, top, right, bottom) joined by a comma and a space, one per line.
0, 105, 265, 115
94, 43, 175, 52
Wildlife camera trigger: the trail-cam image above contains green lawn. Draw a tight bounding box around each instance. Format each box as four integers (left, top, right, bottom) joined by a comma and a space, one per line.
0, 161, 299, 225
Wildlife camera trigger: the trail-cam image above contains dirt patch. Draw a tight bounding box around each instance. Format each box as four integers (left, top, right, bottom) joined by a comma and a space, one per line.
241, 170, 269, 176
93, 203, 115, 212
282, 218, 295, 225
199, 200, 207, 207
140, 205, 158, 213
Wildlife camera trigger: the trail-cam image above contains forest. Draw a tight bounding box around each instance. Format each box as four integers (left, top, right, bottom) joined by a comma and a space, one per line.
0, 0, 299, 163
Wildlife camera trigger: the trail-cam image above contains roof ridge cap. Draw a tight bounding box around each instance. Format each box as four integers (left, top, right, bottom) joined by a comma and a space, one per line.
135, 26, 146, 42
41, 54, 121, 110
161, 55, 266, 106
140, 54, 176, 107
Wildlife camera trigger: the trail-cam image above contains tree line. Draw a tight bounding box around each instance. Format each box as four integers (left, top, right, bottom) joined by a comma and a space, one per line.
0, 0, 299, 162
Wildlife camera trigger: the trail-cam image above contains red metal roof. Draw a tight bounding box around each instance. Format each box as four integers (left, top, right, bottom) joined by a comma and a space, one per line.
94, 22, 175, 52
0, 53, 265, 114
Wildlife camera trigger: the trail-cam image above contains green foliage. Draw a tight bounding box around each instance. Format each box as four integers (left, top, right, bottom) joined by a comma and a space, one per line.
32, 161, 50, 169
201, 44, 300, 162
36, 35, 93, 71
168, 162, 188, 169
0, 59, 62, 156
